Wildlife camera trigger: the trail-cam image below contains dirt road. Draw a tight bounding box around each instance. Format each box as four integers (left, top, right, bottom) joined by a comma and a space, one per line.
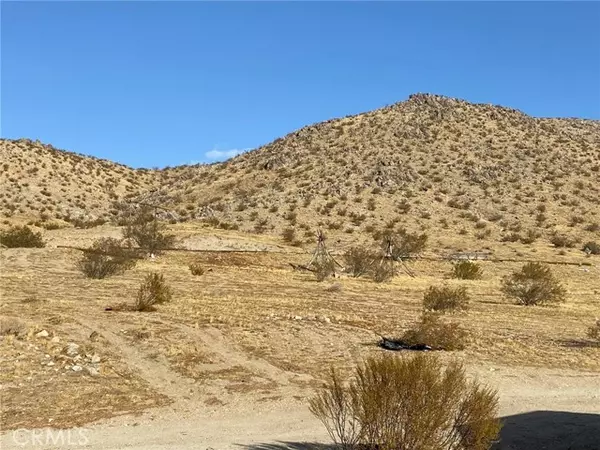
2, 364, 599, 450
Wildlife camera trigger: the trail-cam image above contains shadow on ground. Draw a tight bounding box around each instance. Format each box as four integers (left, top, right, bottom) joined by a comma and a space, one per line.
242, 411, 600, 450
495, 410, 600, 450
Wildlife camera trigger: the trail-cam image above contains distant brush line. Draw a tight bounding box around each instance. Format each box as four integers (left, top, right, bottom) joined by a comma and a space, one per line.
56, 245, 593, 266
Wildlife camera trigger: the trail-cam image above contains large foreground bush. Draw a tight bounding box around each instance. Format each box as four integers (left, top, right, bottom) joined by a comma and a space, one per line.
310, 354, 501, 450
501, 262, 566, 306
0, 226, 45, 248
78, 238, 137, 279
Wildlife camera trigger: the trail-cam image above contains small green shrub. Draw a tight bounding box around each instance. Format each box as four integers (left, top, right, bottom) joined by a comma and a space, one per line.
0, 226, 45, 248
189, 262, 205, 276
309, 354, 499, 450
135, 273, 172, 312
583, 241, 600, 255
501, 262, 566, 306
423, 285, 470, 312
451, 261, 483, 280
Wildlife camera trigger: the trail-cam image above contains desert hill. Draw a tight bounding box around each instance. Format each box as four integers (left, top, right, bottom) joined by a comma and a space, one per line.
2, 94, 599, 247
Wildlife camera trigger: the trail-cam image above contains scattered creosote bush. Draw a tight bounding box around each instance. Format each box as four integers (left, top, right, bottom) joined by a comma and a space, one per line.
78, 237, 137, 279
423, 285, 470, 312
0, 225, 45, 248
122, 205, 176, 255
386, 228, 428, 259
189, 261, 205, 276
401, 313, 468, 350
135, 272, 172, 312
550, 234, 577, 248
313, 259, 336, 282
501, 262, 566, 306
343, 246, 377, 278
587, 319, 600, 341
452, 260, 483, 280
582, 241, 600, 255
309, 354, 500, 450
371, 258, 394, 283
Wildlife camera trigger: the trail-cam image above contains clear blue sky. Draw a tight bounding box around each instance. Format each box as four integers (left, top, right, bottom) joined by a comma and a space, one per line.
2, 2, 599, 168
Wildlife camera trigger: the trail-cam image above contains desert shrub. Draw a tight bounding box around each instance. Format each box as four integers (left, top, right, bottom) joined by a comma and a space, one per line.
582, 241, 600, 255
123, 206, 176, 254
519, 229, 540, 244
135, 273, 172, 312
0, 316, 27, 337
501, 262, 566, 306
343, 246, 376, 277
78, 238, 137, 279
423, 285, 470, 312
452, 261, 483, 280
309, 354, 499, 450
386, 229, 427, 259
401, 313, 468, 350
281, 227, 296, 243
0, 226, 45, 248
550, 234, 577, 248
313, 259, 336, 282
189, 262, 205, 276
587, 319, 600, 341
371, 259, 394, 282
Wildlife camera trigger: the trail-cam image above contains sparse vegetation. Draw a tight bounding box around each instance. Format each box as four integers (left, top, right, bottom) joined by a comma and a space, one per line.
583, 241, 600, 255
189, 262, 205, 276
309, 354, 499, 450
587, 319, 600, 341
386, 229, 428, 259
123, 206, 176, 254
501, 262, 566, 306
423, 285, 470, 312
451, 260, 483, 280
343, 246, 376, 278
78, 238, 137, 279
134, 273, 173, 312
401, 313, 469, 351
0, 225, 45, 248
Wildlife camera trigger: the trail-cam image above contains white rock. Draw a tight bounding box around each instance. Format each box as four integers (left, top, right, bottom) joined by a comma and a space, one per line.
36, 330, 49, 338
51, 336, 60, 343
47, 362, 55, 367
91, 354, 101, 364
294, 315, 303, 321
86, 367, 100, 377
72, 365, 82, 372
65, 343, 80, 357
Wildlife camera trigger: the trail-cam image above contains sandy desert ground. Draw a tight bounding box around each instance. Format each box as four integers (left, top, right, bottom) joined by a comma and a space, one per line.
1, 224, 599, 449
